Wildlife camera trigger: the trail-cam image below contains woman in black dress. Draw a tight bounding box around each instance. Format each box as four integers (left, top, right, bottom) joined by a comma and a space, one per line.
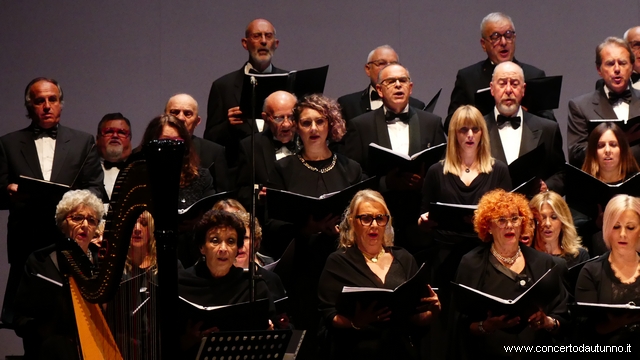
318, 189, 440, 359
453, 189, 568, 359
575, 194, 640, 358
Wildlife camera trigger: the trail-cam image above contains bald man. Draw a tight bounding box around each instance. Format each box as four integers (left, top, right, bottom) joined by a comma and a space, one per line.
166, 93, 229, 191
625, 26, 640, 88
204, 19, 288, 171
337, 45, 426, 122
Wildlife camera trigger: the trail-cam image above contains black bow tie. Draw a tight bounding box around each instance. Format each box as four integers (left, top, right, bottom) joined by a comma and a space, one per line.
608, 89, 632, 104
273, 139, 296, 152
496, 115, 521, 130
31, 125, 57, 139
103, 160, 126, 170
385, 111, 410, 123
370, 90, 381, 101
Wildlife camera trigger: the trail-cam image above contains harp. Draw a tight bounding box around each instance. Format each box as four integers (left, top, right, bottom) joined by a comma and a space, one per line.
56, 139, 185, 359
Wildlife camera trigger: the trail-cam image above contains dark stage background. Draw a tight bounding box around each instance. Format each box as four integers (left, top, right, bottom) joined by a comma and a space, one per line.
1, 1, 639, 355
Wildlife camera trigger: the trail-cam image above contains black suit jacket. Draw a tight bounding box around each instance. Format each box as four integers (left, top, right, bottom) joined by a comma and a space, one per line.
343, 107, 446, 175
567, 87, 640, 166
236, 129, 281, 208
0, 125, 104, 264
192, 135, 228, 192
484, 110, 566, 194
204, 64, 287, 168
445, 58, 551, 130
337, 87, 427, 122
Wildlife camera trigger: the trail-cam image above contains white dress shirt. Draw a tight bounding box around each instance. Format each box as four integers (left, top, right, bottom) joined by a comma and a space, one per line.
603, 85, 630, 121
384, 105, 410, 156
494, 107, 524, 165
34, 135, 56, 181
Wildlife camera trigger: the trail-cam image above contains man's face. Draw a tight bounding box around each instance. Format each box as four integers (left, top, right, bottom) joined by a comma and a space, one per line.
242, 20, 279, 69
166, 95, 200, 135
480, 19, 516, 64
375, 65, 413, 113
626, 28, 640, 73
263, 93, 296, 144
97, 119, 132, 162
364, 48, 399, 86
490, 63, 525, 117
597, 44, 633, 94
28, 80, 62, 129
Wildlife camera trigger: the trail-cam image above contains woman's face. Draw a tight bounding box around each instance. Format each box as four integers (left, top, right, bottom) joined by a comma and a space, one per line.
235, 225, 251, 269
608, 209, 640, 254
536, 203, 563, 247
520, 216, 535, 247
62, 205, 99, 253
130, 213, 150, 249
489, 207, 522, 250
159, 124, 182, 140
456, 122, 482, 155
353, 201, 388, 254
596, 129, 620, 173
200, 226, 238, 277
296, 108, 329, 148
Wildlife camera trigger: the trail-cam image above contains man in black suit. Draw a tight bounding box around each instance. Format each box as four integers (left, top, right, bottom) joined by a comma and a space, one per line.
445, 12, 551, 130
344, 64, 446, 251
485, 61, 565, 194
166, 93, 228, 191
204, 18, 286, 170
337, 45, 426, 122
568, 37, 640, 167
237, 90, 297, 258
96, 112, 132, 201
0, 77, 104, 325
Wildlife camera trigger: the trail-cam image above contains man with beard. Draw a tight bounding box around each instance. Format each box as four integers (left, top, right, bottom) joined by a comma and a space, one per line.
484, 61, 565, 194
165, 94, 228, 192
204, 18, 286, 173
96, 112, 132, 200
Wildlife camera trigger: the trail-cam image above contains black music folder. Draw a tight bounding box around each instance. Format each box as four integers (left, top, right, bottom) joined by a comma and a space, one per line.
367, 142, 446, 176
336, 264, 430, 320
508, 143, 545, 197
179, 297, 270, 332
520, 76, 563, 112
428, 202, 477, 234
177, 191, 235, 221
18, 175, 70, 204
588, 117, 640, 147
474, 87, 494, 115
452, 266, 558, 321
424, 88, 442, 113
569, 302, 640, 318
266, 177, 378, 224
564, 163, 640, 219
239, 65, 329, 119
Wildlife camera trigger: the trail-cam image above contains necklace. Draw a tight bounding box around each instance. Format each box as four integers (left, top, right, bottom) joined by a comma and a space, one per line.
362, 248, 385, 263
491, 244, 521, 265
298, 153, 337, 173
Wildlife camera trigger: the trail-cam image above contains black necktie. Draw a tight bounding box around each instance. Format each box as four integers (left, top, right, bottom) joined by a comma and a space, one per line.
385, 111, 410, 123
496, 115, 521, 130
273, 139, 296, 152
103, 160, 126, 170
370, 90, 380, 101
608, 89, 632, 104
31, 125, 57, 139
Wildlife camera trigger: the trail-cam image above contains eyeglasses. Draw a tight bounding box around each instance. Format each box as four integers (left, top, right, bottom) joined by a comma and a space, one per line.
67, 214, 99, 227
379, 76, 410, 87
100, 127, 130, 138
366, 59, 398, 67
485, 30, 516, 45
270, 114, 295, 124
298, 118, 327, 128
247, 32, 275, 41
492, 215, 523, 229
355, 214, 390, 226
458, 126, 481, 134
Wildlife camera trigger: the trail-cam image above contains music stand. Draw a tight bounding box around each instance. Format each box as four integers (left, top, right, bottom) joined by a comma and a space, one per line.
196, 329, 304, 360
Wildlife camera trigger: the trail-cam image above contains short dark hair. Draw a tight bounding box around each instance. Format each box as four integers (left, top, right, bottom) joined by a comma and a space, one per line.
596, 37, 635, 67
24, 77, 64, 118
97, 112, 132, 137
195, 210, 246, 250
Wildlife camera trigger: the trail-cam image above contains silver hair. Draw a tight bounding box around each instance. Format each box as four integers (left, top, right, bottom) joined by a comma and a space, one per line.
166, 93, 199, 112
492, 61, 524, 81
480, 12, 515, 36
367, 45, 398, 63
55, 190, 105, 229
